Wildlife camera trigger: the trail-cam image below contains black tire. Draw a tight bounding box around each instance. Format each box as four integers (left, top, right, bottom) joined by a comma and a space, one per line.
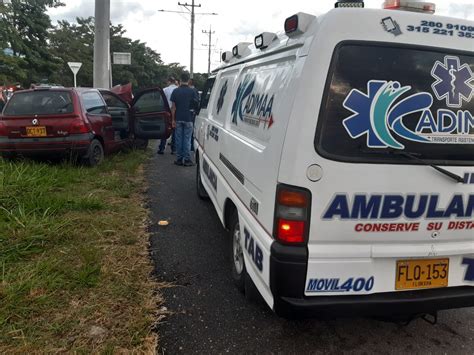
83, 139, 104, 167
196, 156, 209, 200
229, 210, 246, 293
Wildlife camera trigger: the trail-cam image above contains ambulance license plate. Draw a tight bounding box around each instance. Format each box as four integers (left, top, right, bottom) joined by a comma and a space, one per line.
26, 126, 47, 137
396, 258, 449, 290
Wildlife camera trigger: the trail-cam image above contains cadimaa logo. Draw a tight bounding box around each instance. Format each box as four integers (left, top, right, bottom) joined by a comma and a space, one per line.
231, 74, 275, 129
231, 75, 255, 124
343, 80, 433, 149
342, 57, 474, 149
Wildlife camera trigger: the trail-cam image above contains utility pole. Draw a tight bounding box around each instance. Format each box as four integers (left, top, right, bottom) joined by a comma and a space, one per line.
178, 1, 201, 78
93, 0, 110, 88
202, 26, 215, 76
158, 5, 217, 78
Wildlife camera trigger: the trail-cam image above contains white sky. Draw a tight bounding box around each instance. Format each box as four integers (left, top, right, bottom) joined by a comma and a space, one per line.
48, 0, 474, 74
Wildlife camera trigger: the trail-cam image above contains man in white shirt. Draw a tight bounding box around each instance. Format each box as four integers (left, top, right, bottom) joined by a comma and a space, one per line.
158, 77, 178, 154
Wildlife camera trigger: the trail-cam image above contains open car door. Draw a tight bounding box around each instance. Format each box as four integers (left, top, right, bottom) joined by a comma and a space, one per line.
131, 88, 172, 140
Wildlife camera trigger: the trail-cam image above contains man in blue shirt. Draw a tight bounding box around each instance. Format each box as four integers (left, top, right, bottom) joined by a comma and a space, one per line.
170, 73, 199, 166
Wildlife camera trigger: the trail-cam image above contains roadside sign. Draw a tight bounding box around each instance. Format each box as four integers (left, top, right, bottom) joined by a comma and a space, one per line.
68, 62, 82, 87
113, 52, 131, 65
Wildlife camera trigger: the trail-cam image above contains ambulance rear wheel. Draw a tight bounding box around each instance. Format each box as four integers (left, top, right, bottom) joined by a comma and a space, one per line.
229, 211, 246, 293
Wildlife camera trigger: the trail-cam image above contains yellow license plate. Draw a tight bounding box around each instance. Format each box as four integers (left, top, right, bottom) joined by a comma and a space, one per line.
396, 258, 449, 290
26, 126, 47, 137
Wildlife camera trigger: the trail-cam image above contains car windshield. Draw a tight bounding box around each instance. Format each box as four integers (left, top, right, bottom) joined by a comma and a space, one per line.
3, 90, 74, 116
315, 43, 474, 165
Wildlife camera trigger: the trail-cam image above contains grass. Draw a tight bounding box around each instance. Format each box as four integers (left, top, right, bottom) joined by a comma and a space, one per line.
0, 150, 161, 353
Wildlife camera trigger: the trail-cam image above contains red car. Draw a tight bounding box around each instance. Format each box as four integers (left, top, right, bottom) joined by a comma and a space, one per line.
0, 85, 171, 165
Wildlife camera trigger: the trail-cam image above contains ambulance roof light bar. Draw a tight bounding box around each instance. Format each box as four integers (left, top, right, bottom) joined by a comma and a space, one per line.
383, 0, 436, 14
232, 42, 252, 58
221, 51, 234, 63
335, 0, 364, 8
284, 12, 316, 37
255, 32, 277, 50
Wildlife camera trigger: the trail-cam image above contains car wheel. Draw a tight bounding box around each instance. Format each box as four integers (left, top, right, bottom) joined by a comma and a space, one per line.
84, 139, 104, 167
229, 210, 246, 293
196, 157, 209, 200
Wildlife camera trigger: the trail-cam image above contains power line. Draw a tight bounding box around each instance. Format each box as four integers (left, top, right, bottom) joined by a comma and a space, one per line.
158, 2, 217, 78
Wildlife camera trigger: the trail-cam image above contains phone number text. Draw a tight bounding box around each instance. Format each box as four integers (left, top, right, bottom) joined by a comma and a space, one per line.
407, 20, 474, 38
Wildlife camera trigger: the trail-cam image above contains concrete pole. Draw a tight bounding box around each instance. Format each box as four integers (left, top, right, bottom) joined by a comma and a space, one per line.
202, 26, 214, 76
93, 0, 110, 88
190, 0, 195, 79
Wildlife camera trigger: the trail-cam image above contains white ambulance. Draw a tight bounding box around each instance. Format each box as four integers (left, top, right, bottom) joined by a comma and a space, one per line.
194, 0, 474, 318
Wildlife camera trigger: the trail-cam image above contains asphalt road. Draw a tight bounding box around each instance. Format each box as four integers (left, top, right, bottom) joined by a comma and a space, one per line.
147, 152, 474, 354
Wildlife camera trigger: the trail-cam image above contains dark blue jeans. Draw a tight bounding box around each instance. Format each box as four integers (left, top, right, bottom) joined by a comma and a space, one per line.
174, 121, 193, 162
159, 130, 175, 152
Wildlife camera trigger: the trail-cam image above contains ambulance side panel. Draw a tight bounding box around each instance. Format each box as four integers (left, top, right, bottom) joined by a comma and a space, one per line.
197, 49, 305, 306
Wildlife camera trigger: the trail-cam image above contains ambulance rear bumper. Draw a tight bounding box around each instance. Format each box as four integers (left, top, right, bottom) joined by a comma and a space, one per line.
275, 286, 474, 318
270, 242, 474, 318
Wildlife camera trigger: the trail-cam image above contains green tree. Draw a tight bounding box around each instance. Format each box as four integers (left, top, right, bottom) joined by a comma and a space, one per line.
49, 17, 195, 92
0, 1, 26, 84
191, 72, 209, 91
1, 0, 64, 86
49, 17, 95, 87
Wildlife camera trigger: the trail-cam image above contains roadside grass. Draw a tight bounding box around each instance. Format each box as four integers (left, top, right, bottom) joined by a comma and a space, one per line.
0, 150, 161, 352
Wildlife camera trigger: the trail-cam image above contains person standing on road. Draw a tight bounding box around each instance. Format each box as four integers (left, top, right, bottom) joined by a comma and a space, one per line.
171, 73, 199, 166
158, 77, 178, 155
188, 79, 199, 152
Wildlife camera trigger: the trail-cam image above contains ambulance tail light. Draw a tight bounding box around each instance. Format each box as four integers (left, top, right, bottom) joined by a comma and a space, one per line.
284, 12, 316, 37
383, 0, 436, 14
273, 184, 311, 245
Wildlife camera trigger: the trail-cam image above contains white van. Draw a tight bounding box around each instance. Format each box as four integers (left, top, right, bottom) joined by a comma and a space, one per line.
194, 0, 474, 318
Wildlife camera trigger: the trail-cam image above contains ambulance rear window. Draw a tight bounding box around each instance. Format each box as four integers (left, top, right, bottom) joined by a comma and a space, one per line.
315, 42, 474, 165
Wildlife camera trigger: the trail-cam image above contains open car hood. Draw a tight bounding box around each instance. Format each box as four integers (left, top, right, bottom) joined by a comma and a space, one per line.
111, 83, 133, 104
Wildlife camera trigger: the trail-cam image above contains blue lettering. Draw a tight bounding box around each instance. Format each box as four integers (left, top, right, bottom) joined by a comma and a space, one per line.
466, 195, 474, 217
438, 109, 457, 133
307, 279, 318, 291
255, 245, 263, 271
462, 258, 474, 282
416, 110, 437, 133
464, 111, 474, 134
244, 228, 264, 272
324, 194, 474, 220
323, 195, 350, 219
426, 195, 445, 218
317, 279, 325, 291
351, 195, 381, 219
257, 95, 267, 117
380, 195, 404, 219
248, 238, 254, 263
265, 96, 274, 118
405, 195, 428, 219
444, 195, 465, 218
